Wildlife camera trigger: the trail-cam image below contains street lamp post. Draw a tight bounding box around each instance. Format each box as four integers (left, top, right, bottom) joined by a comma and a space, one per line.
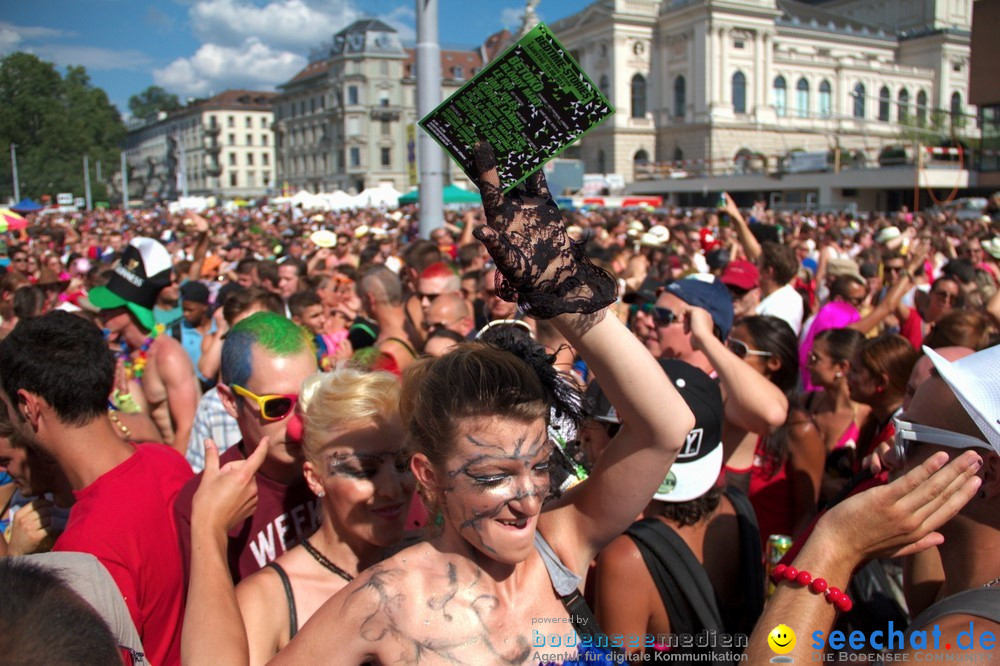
10, 143, 20, 203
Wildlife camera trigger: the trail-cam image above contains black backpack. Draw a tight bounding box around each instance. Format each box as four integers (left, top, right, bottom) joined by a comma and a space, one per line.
624, 487, 764, 662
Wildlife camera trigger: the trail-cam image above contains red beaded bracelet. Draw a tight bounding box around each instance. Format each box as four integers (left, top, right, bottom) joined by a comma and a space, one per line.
771, 564, 853, 613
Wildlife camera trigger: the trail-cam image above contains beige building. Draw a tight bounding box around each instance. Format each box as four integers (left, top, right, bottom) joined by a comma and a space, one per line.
274, 20, 513, 194
551, 0, 977, 210
124, 90, 277, 202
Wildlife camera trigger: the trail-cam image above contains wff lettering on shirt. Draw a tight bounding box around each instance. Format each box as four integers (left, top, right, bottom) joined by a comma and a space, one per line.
249, 499, 322, 567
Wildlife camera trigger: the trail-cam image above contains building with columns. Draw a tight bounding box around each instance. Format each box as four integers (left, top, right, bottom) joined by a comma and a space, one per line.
551, 0, 977, 210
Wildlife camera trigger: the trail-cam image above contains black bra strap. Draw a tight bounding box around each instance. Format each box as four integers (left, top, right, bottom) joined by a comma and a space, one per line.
266, 561, 298, 638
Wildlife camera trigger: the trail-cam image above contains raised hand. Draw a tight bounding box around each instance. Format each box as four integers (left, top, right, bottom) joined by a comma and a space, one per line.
192, 437, 269, 534
818, 450, 982, 563
471, 141, 617, 318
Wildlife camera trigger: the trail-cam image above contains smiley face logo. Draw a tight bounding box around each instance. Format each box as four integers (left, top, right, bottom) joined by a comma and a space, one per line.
767, 624, 796, 655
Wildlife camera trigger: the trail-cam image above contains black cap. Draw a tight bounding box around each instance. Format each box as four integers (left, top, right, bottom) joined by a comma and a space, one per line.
180, 280, 210, 305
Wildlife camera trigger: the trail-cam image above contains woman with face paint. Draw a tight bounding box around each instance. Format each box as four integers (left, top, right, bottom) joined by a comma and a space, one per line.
182, 141, 697, 666
234, 367, 414, 665
271, 143, 694, 664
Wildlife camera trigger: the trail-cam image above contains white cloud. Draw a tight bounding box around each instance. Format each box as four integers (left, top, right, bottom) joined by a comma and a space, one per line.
35, 44, 152, 70
153, 37, 306, 96
0, 21, 71, 56
499, 6, 524, 32
189, 0, 361, 51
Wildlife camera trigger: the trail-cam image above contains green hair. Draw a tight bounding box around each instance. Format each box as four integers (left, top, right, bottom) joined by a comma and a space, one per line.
221, 312, 314, 386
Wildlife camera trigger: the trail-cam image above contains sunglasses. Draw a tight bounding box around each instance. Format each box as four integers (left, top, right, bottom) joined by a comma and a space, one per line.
892, 418, 992, 467
629, 303, 678, 327
727, 338, 774, 359
422, 317, 458, 331
231, 384, 299, 421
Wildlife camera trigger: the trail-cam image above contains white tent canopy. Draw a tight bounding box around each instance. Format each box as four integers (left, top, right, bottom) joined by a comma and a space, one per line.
352, 184, 402, 209
319, 190, 356, 211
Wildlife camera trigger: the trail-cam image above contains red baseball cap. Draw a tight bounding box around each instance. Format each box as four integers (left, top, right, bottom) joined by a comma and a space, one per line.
720, 259, 759, 291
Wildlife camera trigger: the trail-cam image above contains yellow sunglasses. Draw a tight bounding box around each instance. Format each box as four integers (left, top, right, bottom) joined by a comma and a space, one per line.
231, 384, 299, 421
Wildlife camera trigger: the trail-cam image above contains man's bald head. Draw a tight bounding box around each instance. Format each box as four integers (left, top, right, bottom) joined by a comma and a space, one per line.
426, 292, 473, 337
904, 374, 986, 441
903, 346, 974, 410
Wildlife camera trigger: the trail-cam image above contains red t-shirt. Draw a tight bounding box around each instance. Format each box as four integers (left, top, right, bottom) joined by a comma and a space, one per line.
54, 443, 193, 666
173, 442, 322, 584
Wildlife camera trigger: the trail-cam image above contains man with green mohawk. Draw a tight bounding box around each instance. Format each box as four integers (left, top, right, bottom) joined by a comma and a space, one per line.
173, 312, 320, 583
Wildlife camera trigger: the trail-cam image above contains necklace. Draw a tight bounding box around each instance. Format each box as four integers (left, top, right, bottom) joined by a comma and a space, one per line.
984, 576, 1000, 589
117, 324, 165, 380
301, 538, 354, 583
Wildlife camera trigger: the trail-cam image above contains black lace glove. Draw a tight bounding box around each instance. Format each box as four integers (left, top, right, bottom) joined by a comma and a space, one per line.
471, 142, 617, 319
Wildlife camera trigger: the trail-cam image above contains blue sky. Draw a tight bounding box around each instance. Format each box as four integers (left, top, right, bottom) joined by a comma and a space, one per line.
1, 0, 589, 117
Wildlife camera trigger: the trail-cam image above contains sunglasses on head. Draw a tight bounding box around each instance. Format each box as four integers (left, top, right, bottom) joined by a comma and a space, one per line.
892, 418, 991, 467
629, 303, 678, 326
727, 338, 774, 360
231, 384, 298, 421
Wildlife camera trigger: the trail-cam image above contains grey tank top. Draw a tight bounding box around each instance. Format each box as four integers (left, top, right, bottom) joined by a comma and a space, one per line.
535, 531, 581, 596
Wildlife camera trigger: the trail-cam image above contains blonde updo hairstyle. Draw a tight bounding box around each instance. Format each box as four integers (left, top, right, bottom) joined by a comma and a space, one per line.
298, 366, 401, 464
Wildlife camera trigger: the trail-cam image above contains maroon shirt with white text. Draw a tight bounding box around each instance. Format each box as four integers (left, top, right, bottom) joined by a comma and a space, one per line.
173, 442, 321, 584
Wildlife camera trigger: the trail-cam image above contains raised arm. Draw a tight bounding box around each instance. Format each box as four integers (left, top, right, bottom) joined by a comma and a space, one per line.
721, 192, 762, 262
182, 439, 268, 666
469, 141, 694, 570
689, 308, 788, 434
744, 450, 982, 663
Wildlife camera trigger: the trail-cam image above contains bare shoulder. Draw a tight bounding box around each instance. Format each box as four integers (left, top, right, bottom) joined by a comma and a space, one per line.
235, 563, 283, 611
596, 533, 644, 576
902, 613, 1000, 656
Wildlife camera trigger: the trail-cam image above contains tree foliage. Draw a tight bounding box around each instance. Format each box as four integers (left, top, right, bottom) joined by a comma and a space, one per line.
128, 85, 180, 121
0, 52, 125, 203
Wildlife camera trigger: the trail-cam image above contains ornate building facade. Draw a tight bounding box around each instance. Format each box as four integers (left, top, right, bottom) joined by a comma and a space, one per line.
550, 0, 976, 208
273, 20, 514, 194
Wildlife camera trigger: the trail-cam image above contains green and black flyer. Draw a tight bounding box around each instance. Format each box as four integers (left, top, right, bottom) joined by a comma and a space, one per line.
419, 23, 614, 193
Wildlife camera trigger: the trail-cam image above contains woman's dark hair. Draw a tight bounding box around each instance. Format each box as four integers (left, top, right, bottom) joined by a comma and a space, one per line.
736, 315, 799, 397
923, 309, 990, 351
12, 286, 45, 320
736, 315, 800, 468
855, 334, 918, 405
401, 339, 582, 468
813, 327, 865, 365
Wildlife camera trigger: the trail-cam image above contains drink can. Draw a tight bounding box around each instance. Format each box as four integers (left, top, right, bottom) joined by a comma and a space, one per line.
766, 534, 793, 597
717, 192, 728, 209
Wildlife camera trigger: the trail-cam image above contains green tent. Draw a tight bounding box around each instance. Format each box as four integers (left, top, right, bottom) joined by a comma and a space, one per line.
398, 184, 481, 205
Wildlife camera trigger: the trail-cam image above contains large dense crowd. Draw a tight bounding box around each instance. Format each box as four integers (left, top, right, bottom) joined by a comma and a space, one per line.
1, 145, 998, 665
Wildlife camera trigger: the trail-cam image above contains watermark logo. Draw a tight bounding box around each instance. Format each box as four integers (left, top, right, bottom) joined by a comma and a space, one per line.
768, 624, 796, 663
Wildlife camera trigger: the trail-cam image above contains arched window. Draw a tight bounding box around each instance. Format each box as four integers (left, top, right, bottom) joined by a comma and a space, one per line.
951, 92, 962, 123
878, 86, 890, 121
819, 80, 832, 118
732, 71, 747, 114
898, 89, 910, 124
796, 78, 809, 118
773, 76, 787, 116
673, 146, 684, 163
633, 149, 649, 179
917, 90, 928, 126
631, 74, 647, 118
853, 83, 866, 119
597, 149, 606, 174
673, 76, 686, 118
599, 74, 610, 99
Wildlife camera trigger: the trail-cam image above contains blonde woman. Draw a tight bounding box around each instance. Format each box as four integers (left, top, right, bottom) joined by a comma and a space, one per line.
235, 367, 414, 665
